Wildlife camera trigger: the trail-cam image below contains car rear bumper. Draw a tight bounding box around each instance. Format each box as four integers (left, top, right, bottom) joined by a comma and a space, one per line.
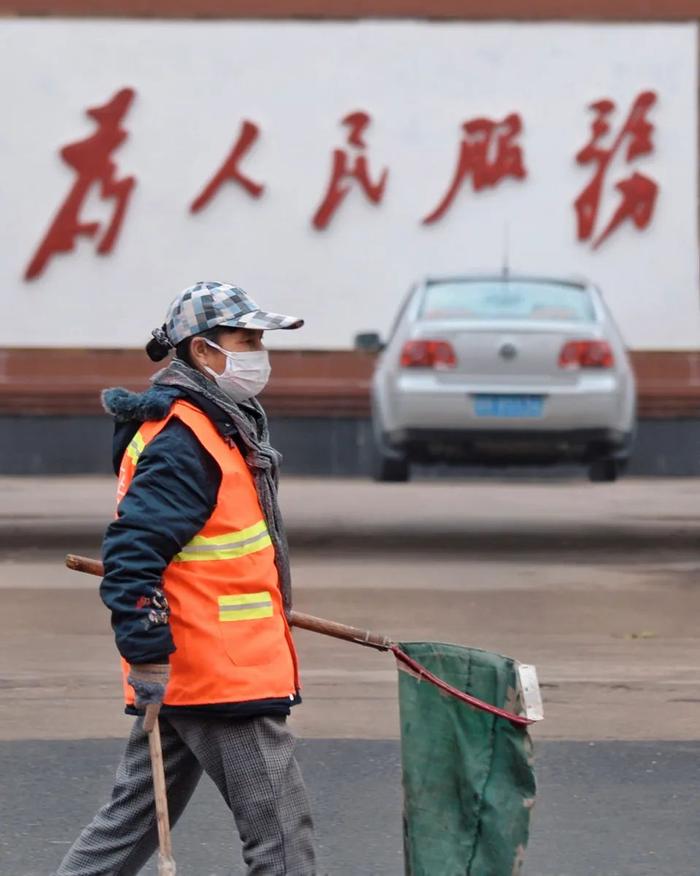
384, 427, 633, 465
383, 374, 634, 435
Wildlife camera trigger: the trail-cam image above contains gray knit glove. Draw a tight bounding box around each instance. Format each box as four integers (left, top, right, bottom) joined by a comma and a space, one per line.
127, 663, 171, 708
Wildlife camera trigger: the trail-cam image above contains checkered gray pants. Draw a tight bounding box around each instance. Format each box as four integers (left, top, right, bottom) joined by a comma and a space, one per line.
54, 714, 316, 875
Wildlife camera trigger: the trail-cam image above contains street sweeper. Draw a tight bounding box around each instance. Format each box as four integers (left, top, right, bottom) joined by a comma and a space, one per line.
55, 281, 316, 876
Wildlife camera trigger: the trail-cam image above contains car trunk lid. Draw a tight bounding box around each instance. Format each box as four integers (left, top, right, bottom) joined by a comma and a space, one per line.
412, 319, 606, 384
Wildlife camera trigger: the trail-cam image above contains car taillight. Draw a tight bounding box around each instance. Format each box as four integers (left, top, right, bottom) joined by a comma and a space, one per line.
400, 340, 457, 369
558, 340, 614, 369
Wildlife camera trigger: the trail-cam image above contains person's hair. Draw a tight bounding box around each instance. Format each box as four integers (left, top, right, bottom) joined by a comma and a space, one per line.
145, 325, 227, 365
145, 326, 171, 362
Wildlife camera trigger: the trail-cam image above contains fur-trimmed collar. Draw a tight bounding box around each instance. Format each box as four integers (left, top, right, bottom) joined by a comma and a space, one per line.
101, 385, 183, 423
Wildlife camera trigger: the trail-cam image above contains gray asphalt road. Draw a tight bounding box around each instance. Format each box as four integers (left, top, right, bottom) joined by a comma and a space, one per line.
3, 738, 699, 876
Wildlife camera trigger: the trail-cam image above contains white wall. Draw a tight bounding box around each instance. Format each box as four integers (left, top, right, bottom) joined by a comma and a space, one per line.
0, 20, 697, 350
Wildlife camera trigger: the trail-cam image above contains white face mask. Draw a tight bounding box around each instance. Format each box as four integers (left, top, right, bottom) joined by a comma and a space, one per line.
202, 338, 271, 402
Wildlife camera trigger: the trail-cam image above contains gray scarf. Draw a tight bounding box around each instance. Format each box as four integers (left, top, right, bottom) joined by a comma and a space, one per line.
151, 358, 292, 614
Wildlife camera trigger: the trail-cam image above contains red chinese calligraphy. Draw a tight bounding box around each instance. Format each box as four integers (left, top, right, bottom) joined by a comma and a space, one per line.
423, 113, 527, 225
25, 88, 136, 281
312, 111, 388, 230
190, 120, 264, 213
575, 91, 658, 249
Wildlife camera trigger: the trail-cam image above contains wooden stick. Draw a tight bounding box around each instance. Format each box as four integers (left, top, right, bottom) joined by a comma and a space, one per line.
144, 704, 177, 876
65, 553, 103, 576
288, 610, 391, 650
65, 553, 393, 651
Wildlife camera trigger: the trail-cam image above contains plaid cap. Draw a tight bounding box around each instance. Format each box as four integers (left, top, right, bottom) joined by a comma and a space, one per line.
163, 281, 304, 345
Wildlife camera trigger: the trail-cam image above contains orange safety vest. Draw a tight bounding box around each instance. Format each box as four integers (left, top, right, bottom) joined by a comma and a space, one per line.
115, 399, 299, 707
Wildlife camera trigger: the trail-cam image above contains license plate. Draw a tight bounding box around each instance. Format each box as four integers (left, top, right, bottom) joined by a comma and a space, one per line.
473, 394, 544, 418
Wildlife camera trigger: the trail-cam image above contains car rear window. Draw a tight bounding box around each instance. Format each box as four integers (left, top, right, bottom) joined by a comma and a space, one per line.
421, 281, 595, 323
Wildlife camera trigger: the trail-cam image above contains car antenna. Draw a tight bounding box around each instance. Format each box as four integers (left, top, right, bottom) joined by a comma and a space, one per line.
501, 222, 510, 281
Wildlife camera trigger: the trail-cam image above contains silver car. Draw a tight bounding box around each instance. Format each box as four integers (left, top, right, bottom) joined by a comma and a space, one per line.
357, 275, 636, 482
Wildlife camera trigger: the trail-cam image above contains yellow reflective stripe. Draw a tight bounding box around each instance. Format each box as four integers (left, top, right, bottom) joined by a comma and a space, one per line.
175, 534, 273, 562
218, 592, 273, 622
174, 520, 270, 562
219, 605, 274, 622
185, 519, 268, 548
125, 432, 146, 465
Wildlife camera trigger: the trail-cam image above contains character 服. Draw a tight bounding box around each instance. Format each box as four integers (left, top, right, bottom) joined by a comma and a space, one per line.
423, 113, 527, 225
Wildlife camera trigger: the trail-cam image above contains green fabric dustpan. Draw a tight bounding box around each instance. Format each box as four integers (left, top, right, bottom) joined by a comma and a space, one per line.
397, 642, 539, 876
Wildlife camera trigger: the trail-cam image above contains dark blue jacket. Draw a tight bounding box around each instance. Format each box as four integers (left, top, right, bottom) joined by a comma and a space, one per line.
101, 384, 299, 718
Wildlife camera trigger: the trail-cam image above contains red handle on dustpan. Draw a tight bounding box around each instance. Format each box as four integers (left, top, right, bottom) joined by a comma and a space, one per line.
390, 645, 535, 726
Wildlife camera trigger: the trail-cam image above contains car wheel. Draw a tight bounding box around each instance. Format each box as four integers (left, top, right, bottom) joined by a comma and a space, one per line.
373, 451, 410, 482
588, 459, 624, 483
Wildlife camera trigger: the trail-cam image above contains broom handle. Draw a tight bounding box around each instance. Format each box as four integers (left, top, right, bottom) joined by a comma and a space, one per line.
65, 554, 392, 651
144, 705, 176, 874
288, 611, 392, 650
